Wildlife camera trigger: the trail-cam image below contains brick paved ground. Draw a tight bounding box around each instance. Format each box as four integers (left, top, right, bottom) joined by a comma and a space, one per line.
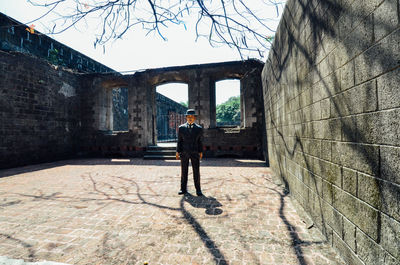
0, 158, 345, 265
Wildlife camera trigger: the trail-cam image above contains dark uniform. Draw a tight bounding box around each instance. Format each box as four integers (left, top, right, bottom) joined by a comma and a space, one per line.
176, 122, 203, 194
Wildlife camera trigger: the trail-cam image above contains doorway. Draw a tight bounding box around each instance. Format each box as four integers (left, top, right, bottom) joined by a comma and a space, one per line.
155, 83, 188, 143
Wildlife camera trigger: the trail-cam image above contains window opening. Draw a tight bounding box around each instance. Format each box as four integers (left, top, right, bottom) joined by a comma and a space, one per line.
111, 87, 128, 132
215, 79, 241, 127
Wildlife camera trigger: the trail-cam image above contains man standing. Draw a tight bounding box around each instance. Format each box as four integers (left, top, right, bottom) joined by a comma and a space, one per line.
176, 109, 204, 196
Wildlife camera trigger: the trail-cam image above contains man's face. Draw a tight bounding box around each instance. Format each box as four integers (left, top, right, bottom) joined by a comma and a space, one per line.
186, 115, 196, 124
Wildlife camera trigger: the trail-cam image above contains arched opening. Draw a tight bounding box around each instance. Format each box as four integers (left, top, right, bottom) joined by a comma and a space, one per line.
215, 79, 241, 127
155, 83, 188, 142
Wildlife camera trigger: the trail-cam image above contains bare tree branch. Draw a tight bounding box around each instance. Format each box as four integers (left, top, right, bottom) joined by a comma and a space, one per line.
26, 0, 285, 59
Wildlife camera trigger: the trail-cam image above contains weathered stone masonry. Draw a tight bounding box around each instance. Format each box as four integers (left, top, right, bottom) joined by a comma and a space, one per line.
0, 12, 266, 167
80, 60, 265, 159
0, 51, 265, 168
0, 12, 115, 74
262, 0, 400, 264
0, 51, 81, 169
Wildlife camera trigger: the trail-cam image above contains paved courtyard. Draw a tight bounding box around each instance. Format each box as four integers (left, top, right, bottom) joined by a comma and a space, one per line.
0, 158, 345, 265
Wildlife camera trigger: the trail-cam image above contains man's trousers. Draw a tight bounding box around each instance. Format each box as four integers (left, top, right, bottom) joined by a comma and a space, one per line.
180, 152, 201, 192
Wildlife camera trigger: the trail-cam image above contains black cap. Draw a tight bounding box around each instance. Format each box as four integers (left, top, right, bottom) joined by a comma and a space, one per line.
185, 109, 197, 116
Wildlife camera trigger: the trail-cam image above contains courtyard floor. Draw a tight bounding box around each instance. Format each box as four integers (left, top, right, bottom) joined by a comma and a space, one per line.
0, 158, 345, 265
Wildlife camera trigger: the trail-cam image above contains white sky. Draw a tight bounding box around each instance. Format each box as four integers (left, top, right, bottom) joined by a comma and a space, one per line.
157, 79, 240, 105
0, 1, 286, 103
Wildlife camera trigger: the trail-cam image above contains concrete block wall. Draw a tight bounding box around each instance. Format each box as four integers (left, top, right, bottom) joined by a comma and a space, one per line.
262, 0, 400, 264
0, 51, 81, 169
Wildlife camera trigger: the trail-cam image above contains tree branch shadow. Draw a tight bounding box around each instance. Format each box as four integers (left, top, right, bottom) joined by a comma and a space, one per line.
264, 0, 400, 262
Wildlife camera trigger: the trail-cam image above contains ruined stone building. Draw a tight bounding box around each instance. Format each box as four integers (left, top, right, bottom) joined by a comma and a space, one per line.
1, 0, 400, 264
0, 12, 266, 165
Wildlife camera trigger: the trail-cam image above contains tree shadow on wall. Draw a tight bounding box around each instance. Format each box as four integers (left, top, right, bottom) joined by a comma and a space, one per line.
265, 0, 399, 262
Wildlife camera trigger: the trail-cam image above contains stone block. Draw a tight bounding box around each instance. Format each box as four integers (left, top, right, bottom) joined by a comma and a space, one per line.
302, 105, 313, 122
311, 101, 322, 121
352, 111, 380, 144
309, 190, 324, 226
323, 224, 334, 246
319, 160, 342, 187
345, 14, 375, 63
381, 213, 400, 260
332, 142, 379, 175
299, 88, 313, 109
330, 80, 377, 117
319, 119, 342, 141
340, 116, 359, 142
356, 228, 386, 265
322, 179, 334, 205
312, 80, 329, 102
380, 146, 400, 185
374, 0, 399, 41
357, 172, 381, 208
333, 186, 379, 240
342, 167, 357, 196
378, 67, 400, 110
384, 253, 400, 265
338, 5, 355, 41
332, 231, 364, 265
287, 157, 298, 176
378, 109, 400, 146
325, 71, 342, 96
355, 28, 400, 85
380, 180, 400, 221
321, 98, 331, 119
321, 140, 332, 161
308, 139, 322, 157
302, 167, 313, 188
310, 120, 325, 139
319, 198, 343, 236
340, 60, 355, 91
342, 216, 356, 251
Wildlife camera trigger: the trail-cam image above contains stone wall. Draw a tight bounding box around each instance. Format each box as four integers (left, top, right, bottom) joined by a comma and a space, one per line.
0, 12, 115, 73
262, 0, 399, 264
0, 51, 81, 169
79, 60, 265, 159
0, 31, 265, 166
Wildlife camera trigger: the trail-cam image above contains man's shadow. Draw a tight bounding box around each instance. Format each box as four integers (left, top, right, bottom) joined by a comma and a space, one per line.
183, 193, 223, 215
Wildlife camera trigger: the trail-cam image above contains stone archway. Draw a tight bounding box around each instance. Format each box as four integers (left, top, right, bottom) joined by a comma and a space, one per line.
81, 59, 265, 159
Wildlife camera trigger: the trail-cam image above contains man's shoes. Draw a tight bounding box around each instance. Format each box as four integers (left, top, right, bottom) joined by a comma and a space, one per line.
178, 190, 187, 195
196, 191, 204, 196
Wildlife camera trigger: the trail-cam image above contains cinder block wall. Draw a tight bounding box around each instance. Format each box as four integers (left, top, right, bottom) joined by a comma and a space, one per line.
262, 0, 399, 264
0, 51, 81, 169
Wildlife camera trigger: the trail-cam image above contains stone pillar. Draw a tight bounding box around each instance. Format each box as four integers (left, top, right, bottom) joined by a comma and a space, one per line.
242, 77, 257, 128
105, 89, 113, 131
146, 83, 156, 146
94, 86, 112, 132
209, 80, 217, 128
127, 78, 149, 147
188, 70, 211, 128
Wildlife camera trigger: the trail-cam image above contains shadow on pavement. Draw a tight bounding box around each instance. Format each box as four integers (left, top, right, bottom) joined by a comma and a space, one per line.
184, 193, 223, 215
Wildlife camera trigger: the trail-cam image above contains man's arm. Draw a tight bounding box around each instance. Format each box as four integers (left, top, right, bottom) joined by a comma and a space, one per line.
176, 126, 183, 159
198, 127, 203, 159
